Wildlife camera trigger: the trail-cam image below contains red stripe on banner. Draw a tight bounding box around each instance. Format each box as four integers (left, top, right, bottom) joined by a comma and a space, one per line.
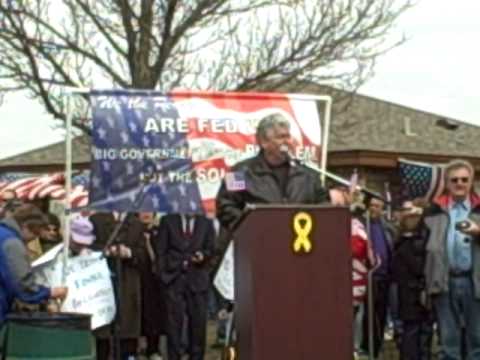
1, 177, 36, 195
66, 186, 89, 208
0, 182, 8, 193
194, 157, 228, 171
171, 92, 316, 148
8, 178, 42, 199
27, 173, 64, 200
36, 184, 65, 199
50, 188, 67, 199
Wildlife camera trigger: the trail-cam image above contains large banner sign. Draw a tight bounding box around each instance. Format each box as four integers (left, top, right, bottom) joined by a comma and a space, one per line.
90, 91, 322, 214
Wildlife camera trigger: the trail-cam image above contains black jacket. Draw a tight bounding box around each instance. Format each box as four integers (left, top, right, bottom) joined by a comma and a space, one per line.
392, 231, 430, 321
154, 214, 215, 293
216, 153, 328, 230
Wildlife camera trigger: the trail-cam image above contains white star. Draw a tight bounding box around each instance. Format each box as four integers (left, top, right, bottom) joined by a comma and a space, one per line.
152, 195, 160, 208
98, 127, 107, 140
129, 190, 137, 202
167, 132, 175, 140
171, 200, 179, 212
92, 176, 101, 188
142, 136, 150, 147
156, 102, 172, 111
121, 131, 129, 144
178, 184, 186, 196
106, 116, 115, 128
128, 122, 138, 133
190, 201, 197, 210
126, 162, 134, 175
102, 161, 110, 171
115, 178, 124, 188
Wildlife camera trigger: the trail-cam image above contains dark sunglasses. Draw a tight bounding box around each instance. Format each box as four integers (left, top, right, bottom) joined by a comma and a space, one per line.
450, 177, 469, 184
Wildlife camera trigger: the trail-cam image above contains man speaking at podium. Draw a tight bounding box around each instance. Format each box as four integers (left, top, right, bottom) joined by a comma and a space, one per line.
216, 115, 329, 230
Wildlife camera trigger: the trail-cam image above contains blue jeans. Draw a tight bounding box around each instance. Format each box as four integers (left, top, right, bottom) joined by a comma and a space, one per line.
433, 276, 480, 360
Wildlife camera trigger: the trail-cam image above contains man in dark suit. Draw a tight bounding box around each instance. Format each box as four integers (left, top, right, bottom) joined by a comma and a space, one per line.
155, 213, 215, 360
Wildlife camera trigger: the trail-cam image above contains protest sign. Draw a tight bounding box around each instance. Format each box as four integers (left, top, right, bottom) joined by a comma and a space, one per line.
34, 249, 116, 330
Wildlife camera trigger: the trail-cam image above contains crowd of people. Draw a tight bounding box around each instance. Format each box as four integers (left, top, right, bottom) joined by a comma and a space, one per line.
1, 116, 480, 360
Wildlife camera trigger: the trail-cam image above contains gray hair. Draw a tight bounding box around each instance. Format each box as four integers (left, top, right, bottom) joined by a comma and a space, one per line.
255, 114, 290, 144
444, 159, 475, 181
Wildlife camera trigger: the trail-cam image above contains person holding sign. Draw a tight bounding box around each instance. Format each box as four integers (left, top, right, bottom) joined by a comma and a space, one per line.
216, 114, 328, 230
0, 204, 68, 327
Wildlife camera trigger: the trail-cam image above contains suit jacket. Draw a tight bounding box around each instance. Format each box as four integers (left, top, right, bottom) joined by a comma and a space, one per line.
154, 214, 215, 293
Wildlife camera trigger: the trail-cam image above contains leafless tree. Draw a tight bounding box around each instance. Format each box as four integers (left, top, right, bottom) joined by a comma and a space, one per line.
0, 0, 413, 132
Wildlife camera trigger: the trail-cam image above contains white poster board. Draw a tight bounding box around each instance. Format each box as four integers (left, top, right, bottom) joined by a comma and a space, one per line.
33, 248, 116, 330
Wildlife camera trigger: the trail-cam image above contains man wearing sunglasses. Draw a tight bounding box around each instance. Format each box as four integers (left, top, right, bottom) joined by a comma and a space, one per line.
421, 159, 480, 360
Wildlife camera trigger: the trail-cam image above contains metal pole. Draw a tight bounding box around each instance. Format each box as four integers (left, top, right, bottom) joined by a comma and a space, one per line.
320, 97, 332, 187
62, 93, 73, 285
366, 211, 381, 360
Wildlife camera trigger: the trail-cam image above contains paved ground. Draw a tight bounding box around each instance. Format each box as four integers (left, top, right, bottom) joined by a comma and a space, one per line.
205, 321, 222, 360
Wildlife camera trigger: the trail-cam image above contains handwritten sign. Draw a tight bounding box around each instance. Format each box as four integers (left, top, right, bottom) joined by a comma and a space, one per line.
34, 250, 116, 330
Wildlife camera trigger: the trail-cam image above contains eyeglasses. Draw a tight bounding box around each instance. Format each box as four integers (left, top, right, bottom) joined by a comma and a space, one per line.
450, 177, 469, 184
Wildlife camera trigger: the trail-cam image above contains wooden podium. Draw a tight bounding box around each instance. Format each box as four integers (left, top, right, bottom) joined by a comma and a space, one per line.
233, 204, 352, 360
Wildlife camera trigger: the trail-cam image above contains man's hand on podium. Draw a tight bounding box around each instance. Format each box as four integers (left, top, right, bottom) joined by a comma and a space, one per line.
191, 251, 205, 264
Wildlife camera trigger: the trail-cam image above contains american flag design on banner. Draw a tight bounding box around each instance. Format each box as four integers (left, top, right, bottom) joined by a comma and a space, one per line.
0, 172, 89, 207
89, 91, 322, 214
398, 158, 445, 201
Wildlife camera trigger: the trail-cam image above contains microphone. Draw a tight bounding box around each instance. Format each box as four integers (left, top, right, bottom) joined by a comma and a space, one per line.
279, 145, 300, 166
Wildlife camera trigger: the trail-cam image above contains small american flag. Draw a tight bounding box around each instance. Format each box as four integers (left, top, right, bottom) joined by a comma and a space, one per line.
398, 158, 445, 201
225, 171, 246, 192
349, 168, 358, 194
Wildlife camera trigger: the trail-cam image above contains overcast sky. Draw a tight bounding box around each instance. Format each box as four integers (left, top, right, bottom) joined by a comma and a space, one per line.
1, 0, 479, 160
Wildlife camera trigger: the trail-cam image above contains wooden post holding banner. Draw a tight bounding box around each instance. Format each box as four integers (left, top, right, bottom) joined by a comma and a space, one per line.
233, 204, 352, 360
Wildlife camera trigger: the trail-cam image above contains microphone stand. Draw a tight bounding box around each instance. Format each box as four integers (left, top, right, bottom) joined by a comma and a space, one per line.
101, 182, 150, 360
287, 152, 390, 204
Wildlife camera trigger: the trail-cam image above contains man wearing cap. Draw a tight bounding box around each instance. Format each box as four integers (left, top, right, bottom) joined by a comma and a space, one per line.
0, 204, 68, 326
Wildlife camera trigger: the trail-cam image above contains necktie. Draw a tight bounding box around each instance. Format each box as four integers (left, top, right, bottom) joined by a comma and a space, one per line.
183, 215, 194, 238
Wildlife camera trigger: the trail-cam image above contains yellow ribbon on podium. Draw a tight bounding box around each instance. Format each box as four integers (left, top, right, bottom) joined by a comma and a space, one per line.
292, 212, 313, 253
